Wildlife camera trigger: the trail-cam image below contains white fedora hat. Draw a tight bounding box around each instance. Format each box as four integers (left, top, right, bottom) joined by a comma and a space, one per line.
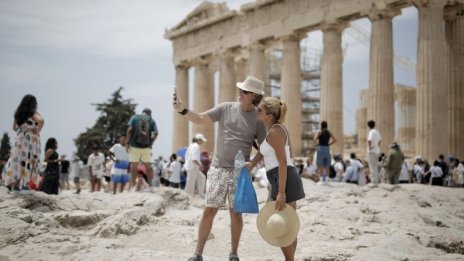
236, 76, 265, 95
256, 201, 300, 247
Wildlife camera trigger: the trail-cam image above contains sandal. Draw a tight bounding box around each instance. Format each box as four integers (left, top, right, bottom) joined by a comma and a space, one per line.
229, 254, 240, 261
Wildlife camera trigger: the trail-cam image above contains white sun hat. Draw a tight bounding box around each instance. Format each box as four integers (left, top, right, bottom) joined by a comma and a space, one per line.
256, 201, 300, 247
236, 76, 265, 95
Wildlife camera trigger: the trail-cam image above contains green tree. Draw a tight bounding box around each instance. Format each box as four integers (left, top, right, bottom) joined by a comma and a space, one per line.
0, 132, 11, 161
0, 132, 11, 172
74, 87, 136, 163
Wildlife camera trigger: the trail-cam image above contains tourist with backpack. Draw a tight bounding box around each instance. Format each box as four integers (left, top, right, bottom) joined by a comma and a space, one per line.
330, 154, 344, 182
126, 108, 158, 189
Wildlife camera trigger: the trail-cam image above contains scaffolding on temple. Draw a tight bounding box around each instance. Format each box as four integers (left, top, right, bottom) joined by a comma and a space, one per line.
267, 37, 322, 156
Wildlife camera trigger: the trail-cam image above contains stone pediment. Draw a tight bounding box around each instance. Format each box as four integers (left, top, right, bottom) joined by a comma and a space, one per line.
170, 1, 230, 32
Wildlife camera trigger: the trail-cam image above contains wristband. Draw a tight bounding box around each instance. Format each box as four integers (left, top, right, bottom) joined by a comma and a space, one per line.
178, 108, 188, 115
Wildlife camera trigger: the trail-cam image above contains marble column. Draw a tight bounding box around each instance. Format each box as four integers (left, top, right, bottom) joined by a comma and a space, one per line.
415, 0, 448, 161
172, 63, 190, 152
445, 4, 464, 159
356, 89, 368, 158
248, 43, 269, 95
280, 34, 303, 156
193, 58, 215, 154
395, 84, 416, 155
367, 7, 399, 154
320, 22, 347, 156
219, 50, 237, 103
235, 58, 248, 99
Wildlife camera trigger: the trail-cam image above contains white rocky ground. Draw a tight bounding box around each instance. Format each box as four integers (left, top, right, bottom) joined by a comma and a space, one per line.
0, 180, 463, 261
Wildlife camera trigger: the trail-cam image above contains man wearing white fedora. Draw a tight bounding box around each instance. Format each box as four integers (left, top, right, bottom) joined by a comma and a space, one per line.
173, 76, 267, 261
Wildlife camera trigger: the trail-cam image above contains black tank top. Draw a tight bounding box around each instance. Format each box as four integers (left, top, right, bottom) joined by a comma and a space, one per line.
318, 130, 330, 146
46, 151, 60, 172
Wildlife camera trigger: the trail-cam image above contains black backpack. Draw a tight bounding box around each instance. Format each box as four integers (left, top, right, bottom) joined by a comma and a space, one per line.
134, 115, 151, 147
329, 164, 336, 178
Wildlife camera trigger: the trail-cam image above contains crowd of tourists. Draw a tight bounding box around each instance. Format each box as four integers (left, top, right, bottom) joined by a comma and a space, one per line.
299, 151, 464, 188
3, 76, 463, 261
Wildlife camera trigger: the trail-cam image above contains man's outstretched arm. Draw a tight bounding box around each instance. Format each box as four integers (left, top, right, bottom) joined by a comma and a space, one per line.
173, 99, 212, 125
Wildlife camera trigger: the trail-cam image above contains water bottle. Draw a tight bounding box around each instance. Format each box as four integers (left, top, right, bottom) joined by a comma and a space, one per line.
234, 150, 245, 179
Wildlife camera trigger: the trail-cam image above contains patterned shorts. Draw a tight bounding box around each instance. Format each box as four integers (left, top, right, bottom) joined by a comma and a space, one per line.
205, 166, 236, 209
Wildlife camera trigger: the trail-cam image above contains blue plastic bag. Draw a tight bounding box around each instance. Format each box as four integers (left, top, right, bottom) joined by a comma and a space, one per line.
234, 167, 259, 214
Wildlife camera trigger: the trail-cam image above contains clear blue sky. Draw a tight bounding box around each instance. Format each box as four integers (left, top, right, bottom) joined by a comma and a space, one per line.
0, 1, 417, 160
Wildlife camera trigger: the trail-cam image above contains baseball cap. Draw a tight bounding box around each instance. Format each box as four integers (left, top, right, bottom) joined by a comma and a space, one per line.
195, 133, 207, 142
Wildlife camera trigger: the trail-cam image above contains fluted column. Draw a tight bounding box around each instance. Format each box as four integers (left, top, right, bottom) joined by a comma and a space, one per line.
235, 58, 248, 99
367, 7, 399, 154
445, 4, 464, 159
172, 63, 190, 152
415, 0, 448, 161
356, 89, 368, 157
193, 58, 215, 153
248, 43, 269, 95
320, 22, 347, 156
395, 84, 416, 155
219, 50, 237, 103
280, 34, 303, 156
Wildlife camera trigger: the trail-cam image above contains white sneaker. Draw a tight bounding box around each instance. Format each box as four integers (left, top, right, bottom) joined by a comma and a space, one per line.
368, 183, 379, 188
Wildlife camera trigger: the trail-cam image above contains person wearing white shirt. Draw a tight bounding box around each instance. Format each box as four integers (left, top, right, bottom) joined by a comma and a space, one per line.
184, 133, 207, 196
452, 159, 464, 187
169, 154, 182, 188
367, 120, 381, 187
333, 157, 344, 182
349, 154, 364, 173
88, 146, 106, 192
349, 153, 364, 184
71, 156, 84, 194
399, 161, 410, 184
428, 161, 443, 186
413, 160, 425, 184
109, 135, 130, 194
302, 155, 319, 182
344, 160, 358, 184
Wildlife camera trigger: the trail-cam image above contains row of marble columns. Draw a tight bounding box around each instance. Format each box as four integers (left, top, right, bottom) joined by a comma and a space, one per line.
172, 38, 305, 155
172, 2, 464, 161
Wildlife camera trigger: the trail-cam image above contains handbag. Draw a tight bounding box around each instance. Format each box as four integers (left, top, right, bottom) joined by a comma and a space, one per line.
234, 167, 259, 214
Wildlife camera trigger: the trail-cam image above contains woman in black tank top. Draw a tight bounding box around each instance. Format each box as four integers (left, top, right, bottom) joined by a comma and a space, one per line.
40, 138, 60, 195
313, 121, 337, 183
318, 129, 331, 146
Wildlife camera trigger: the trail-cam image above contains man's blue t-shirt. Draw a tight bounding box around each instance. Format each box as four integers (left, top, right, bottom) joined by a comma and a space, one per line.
127, 114, 158, 148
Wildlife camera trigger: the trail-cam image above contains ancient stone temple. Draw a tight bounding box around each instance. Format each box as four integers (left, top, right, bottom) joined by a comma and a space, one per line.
165, 0, 464, 161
